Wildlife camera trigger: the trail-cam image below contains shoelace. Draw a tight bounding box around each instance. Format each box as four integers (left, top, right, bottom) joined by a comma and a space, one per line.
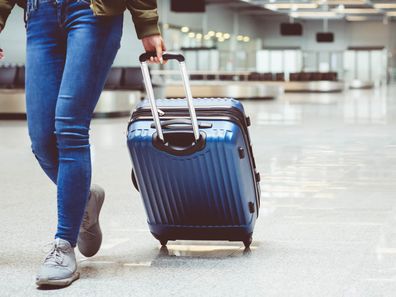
43, 241, 65, 266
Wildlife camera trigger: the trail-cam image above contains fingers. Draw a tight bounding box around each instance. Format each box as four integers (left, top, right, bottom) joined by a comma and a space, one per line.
141, 35, 167, 64
161, 40, 168, 65
155, 43, 163, 64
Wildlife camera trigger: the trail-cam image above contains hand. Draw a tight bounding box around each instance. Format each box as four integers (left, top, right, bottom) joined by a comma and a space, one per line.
0, 48, 4, 60
141, 34, 166, 64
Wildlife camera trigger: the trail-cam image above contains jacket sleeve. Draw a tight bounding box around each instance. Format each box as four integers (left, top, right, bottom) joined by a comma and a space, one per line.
0, 0, 17, 32
126, 0, 160, 39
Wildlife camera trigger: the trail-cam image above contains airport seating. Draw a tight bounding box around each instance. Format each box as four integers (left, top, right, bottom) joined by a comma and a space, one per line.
16, 66, 25, 89
289, 72, 338, 82
275, 73, 285, 81
219, 74, 235, 81
190, 74, 204, 80
248, 72, 261, 81
261, 73, 274, 81
0, 66, 339, 90
122, 67, 144, 91
0, 66, 18, 88
104, 67, 123, 90
289, 73, 300, 81
321, 72, 337, 81
238, 74, 247, 81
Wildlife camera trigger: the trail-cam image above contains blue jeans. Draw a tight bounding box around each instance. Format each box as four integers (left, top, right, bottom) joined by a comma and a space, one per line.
25, 0, 123, 246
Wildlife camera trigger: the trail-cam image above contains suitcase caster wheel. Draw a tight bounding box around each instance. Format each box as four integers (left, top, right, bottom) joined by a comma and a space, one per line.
243, 236, 252, 249
160, 239, 168, 246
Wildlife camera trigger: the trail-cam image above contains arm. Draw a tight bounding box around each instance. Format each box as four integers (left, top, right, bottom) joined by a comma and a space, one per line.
126, 0, 160, 40
127, 0, 166, 64
0, 0, 17, 33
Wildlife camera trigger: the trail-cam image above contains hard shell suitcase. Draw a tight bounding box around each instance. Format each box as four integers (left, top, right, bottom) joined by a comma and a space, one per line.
127, 52, 260, 248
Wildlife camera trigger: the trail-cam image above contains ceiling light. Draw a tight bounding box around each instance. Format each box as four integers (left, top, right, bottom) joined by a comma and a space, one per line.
208, 31, 215, 37
196, 33, 203, 40
181, 26, 189, 33
237, 35, 244, 41
324, 0, 365, 4
265, 3, 318, 10
243, 36, 250, 42
337, 4, 345, 10
223, 33, 231, 39
218, 37, 225, 42
265, 4, 277, 11
216, 32, 223, 38
188, 32, 195, 38
346, 15, 370, 21
336, 8, 380, 14
204, 35, 211, 40
374, 3, 396, 9
290, 11, 340, 18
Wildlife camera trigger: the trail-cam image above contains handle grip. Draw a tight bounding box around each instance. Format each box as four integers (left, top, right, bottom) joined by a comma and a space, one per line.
139, 51, 200, 142
139, 51, 185, 63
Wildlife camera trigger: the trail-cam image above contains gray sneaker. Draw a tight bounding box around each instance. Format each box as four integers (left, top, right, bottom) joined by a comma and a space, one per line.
77, 184, 105, 257
36, 238, 80, 287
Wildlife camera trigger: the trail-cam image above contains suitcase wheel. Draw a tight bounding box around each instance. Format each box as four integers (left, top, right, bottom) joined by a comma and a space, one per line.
159, 239, 168, 247
243, 235, 253, 249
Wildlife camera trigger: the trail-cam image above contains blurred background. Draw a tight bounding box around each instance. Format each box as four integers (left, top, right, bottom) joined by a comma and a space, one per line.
1, 2, 396, 296
1, 0, 396, 113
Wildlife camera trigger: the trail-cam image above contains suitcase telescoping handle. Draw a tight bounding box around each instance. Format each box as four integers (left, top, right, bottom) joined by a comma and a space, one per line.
139, 52, 200, 142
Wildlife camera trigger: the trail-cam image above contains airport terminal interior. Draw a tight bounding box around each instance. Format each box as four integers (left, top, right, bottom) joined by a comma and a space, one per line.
1, 0, 396, 296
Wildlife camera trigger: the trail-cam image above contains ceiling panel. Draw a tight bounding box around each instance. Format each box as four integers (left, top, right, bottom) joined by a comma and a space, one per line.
211, 0, 396, 21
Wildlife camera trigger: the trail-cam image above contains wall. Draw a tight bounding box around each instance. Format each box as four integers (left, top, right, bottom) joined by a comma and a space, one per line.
0, 6, 144, 66
0, 1, 260, 66
1, 3, 396, 68
257, 18, 394, 51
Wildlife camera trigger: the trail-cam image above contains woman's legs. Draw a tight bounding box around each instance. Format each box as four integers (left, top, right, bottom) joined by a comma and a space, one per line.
54, 1, 123, 246
26, 1, 66, 184
26, 0, 123, 247
28, 0, 123, 287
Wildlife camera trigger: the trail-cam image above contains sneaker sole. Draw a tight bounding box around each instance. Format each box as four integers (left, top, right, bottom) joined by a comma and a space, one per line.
36, 271, 80, 287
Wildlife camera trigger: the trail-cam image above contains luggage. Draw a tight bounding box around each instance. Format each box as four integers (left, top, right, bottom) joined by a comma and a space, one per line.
127, 52, 260, 248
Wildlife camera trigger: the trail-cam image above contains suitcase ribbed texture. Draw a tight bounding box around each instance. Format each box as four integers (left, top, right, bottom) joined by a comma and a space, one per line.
129, 127, 252, 227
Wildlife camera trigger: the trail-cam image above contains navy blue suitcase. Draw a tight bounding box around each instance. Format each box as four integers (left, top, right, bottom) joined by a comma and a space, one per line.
127, 53, 260, 248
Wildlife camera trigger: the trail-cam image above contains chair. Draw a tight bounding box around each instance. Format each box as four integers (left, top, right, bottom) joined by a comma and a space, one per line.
0, 65, 18, 88
104, 67, 123, 90
190, 74, 204, 80
275, 73, 285, 81
289, 73, 300, 81
299, 72, 312, 81
122, 67, 144, 90
219, 74, 234, 81
261, 73, 274, 81
16, 66, 25, 88
312, 72, 322, 81
248, 72, 261, 81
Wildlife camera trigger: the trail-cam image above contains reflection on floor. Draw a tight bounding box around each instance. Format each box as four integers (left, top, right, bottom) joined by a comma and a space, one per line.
0, 85, 396, 296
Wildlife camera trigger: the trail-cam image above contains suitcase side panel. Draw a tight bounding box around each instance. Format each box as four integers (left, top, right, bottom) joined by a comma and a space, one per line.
127, 119, 258, 229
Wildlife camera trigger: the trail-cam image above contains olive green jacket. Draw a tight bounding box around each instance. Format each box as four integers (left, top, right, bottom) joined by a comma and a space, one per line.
0, 0, 160, 39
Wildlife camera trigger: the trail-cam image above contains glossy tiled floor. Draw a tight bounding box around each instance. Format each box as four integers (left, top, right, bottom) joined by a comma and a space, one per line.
1, 86, 396, 296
